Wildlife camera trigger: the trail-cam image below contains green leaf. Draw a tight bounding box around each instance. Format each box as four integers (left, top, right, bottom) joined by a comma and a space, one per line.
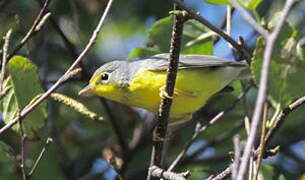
147, 16, 173, 52
129, 16, 213, 59
127, 47, 160, 59
0, 56, 47, 138
205, 0, 230, 5
239, 0, 262, 9
205, 0, 262, 9
182, 40, 213, 55
252, 26, 305, 106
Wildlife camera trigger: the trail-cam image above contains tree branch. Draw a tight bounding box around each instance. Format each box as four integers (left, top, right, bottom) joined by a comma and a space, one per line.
227, 0, 269, 37
236, 1, 297, 179
147, 6, 186, 180
264, 96, 305, 146
206, 166, 231, 180
0, 0, 114, 135
169, 0, 251, 61
150, 166, 190, 180
0, 29, 12, 99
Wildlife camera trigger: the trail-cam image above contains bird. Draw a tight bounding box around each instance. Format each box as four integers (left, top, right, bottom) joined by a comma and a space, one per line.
79, 53, 248, 124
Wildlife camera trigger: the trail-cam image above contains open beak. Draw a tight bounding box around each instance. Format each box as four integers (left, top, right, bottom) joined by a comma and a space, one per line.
78, 85, 95, 95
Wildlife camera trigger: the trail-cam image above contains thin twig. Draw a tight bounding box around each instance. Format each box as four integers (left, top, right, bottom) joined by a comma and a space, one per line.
214, 8, 235, 44
7, 0, 51, 60
150, 166, 190, 180
264, 95, 305, 146
170, 0, 251, 61
0, 29, 12, 99
253, 103, 268, 180
236, 1, 297, 179
35, 0, 90, 78
227, 0, 269, 37
206, 166, 231, 180
232, 135, 240, 180
27, 138, 53, 178
0, 0, 114, 135
37, 0, 128, 163
167, 87, 250, 171
181, 121, 243, 166
18, 112, 27, 180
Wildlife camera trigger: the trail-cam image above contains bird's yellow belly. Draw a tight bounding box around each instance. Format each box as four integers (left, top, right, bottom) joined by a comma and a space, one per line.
124, 67, 237, 118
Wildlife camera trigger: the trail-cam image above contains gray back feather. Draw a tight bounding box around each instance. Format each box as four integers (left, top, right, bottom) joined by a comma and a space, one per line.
139, 53, 247, 71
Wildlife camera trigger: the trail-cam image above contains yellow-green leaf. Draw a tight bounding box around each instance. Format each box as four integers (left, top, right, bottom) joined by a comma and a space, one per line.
0, 56, 47, 138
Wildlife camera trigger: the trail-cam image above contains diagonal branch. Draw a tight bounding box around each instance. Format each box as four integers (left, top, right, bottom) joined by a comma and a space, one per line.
169, 0, 251, 62
0, 0, 114, 135
236, 0, 297, 179
167, 87, 250, 171
27, 138, 53, 178
227, 0, 269, 37
7, 0, 51, 61
150, 166, 190, 180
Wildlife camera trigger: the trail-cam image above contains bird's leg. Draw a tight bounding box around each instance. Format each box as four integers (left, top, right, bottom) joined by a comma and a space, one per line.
152, 129, 166, 141
159, 86, 175, 99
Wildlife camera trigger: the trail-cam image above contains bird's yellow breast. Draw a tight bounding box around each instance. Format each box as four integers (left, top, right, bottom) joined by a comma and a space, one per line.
120, 67, 240, 119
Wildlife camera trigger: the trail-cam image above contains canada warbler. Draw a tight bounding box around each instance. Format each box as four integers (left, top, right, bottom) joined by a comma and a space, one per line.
79, 53, 248, 123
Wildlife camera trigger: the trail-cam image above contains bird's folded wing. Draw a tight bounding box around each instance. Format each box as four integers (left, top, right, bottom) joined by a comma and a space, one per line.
144, 53, 247, 71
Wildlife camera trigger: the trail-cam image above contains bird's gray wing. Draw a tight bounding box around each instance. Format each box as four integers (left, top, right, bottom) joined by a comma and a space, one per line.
140, 53, 247, 71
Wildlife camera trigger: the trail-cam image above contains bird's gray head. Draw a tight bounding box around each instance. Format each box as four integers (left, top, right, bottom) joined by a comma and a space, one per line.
90, 61, 130, 87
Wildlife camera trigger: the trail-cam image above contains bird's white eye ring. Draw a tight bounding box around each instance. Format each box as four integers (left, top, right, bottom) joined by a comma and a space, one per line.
101, 72, 109, 83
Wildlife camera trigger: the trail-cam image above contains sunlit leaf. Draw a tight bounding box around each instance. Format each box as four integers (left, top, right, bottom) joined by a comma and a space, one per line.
205, 0, 262, 9
127, 47, 160, 59
0, 56, 47, 138
182, 40, 213, 55
239, 0, 262, 9
205, 0, 230, 5
130, 16, 213, 58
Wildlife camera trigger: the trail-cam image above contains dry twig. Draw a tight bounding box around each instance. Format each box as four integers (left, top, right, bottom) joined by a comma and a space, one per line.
27, 138, 53, 178
0, 29, 12, 99
7, 0, 51, 60
150, 166, 190, 180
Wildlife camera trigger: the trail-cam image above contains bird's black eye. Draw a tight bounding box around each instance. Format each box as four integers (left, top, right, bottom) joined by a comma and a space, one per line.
101, 73, 109, 82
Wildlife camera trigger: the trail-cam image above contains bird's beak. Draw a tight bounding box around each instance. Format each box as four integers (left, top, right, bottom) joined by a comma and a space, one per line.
78, 85, 95, 95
